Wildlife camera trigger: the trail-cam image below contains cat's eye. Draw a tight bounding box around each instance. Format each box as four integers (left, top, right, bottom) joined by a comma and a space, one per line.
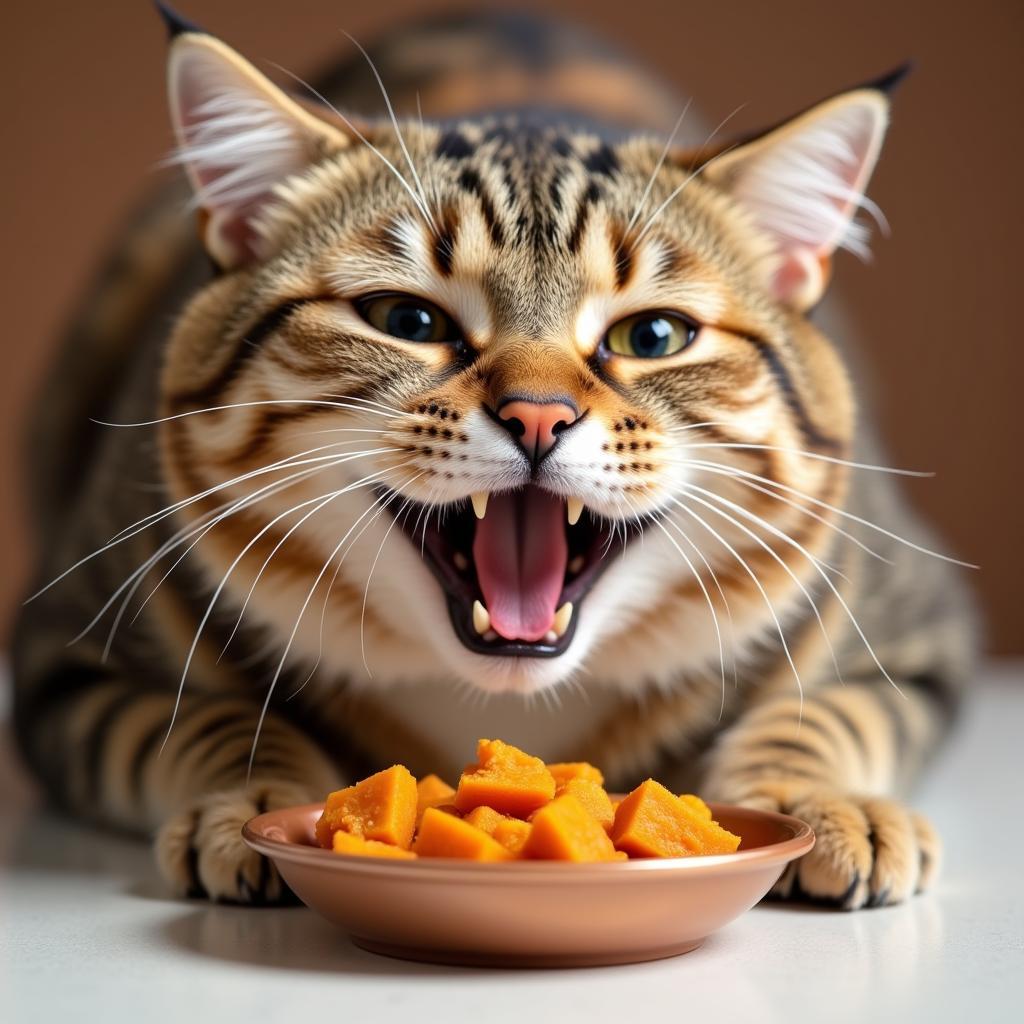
603, 312, 699, 359
355, 293, 460, 344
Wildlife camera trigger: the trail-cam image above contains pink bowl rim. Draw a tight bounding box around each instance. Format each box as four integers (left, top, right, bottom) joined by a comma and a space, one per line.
242, 801, 815, 880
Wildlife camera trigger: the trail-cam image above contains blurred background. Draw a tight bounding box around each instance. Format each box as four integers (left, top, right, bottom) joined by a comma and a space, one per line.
0, 0, 1018, 653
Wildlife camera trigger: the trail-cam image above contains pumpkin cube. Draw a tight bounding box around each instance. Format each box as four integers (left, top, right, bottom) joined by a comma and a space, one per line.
463, 805, 505, 834
331, 831, 418, 860
464, 805, 533, 855
555, 778, 615, 830
454, 738, 556, 818
416, 773, 456, 823
412, 807, 514, 861
678, 793, 714, 820
492, 817, 532, 855
546, 761, 605, 786
314, 764, 418, 849
610, 780, 741, 858
521, 794, 620, 862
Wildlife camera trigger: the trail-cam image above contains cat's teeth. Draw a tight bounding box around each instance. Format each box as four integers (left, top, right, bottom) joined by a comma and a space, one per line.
453, 551, 469, 571
471, 492, 489, 519
544, 630, 558, 644
566, 497, 584, 526
568, 555, 585, 575
472, 600, 491, 635
552, 602, 573, 638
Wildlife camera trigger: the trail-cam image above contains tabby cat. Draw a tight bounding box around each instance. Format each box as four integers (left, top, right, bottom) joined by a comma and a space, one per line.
12, 7, 975, 908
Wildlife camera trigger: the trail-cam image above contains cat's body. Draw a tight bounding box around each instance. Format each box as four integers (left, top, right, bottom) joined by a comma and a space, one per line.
13, 10, 975, 907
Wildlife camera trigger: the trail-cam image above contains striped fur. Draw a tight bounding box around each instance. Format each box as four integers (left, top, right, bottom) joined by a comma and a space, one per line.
12, 12, 975, 907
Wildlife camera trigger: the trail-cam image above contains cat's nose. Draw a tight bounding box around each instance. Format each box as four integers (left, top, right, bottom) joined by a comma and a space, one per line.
493, 397, 580, 467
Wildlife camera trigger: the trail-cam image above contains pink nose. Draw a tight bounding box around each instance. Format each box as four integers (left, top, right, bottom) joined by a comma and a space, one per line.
497, 399, 579, 465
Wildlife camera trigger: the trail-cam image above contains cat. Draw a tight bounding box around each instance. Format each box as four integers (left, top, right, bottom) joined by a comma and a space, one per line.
11, 5, 975, 908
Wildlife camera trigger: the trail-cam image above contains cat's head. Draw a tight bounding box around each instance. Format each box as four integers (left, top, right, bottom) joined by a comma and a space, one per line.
158, 22, 896, 695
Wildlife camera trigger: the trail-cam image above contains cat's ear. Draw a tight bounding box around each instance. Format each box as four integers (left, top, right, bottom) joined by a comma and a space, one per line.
162, 10, 352, 268
703, 69, 907, 310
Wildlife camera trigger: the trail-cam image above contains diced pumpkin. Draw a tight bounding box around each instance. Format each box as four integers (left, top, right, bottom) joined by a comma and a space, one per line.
332, 831, 418, 860
521, 794, 620, 862
314, 765, 418, 850
412, 806, 514, 861
416, 773, 456, 823
463, 805, 505, 834
610, 779, 741, 858
546, 761, 605, 786
454, 738, 556, 818
492, 817, 532, 855
555, 778, 615, 830
464, 805, 532, 855
678, 793, 714, 820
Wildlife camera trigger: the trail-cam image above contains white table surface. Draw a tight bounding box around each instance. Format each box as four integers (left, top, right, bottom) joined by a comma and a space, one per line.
2, 663, 1023, 1024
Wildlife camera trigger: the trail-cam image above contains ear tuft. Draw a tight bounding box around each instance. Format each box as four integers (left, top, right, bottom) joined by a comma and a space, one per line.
858, 61, 914, 98
166, 34, 348, 268
153, 1, 205, 40
706, 88, 891, 310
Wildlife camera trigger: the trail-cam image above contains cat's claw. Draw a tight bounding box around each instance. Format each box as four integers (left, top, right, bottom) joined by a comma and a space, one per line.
155, 781, 316, 904
728, 782, 940, 910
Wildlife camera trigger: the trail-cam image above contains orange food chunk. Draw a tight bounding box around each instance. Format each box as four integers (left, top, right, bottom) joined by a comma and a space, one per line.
546, 761, 605, 786
332, 831, 418, 860
555, 778, 615, 830
492, 817, 532, 855
463, 805, 505, 833
314, 765, 418, 849
416, 773, 456, 823
464, 805, 532, 855
412, 807, 514, 860
521, 794, 620, 862
610, 779, 741, 858
678, 793, 714, 820
454, 739, 556, 818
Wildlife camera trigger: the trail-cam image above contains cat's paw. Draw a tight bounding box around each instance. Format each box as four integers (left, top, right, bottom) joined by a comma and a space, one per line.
155, 781, 316, 905
733, 781, 940, 910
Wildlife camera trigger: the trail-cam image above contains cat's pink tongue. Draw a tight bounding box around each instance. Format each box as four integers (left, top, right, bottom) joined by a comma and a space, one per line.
472, 488, 567, 642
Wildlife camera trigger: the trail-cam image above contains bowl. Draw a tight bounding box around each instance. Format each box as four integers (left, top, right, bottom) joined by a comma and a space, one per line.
242, 801, 813, 967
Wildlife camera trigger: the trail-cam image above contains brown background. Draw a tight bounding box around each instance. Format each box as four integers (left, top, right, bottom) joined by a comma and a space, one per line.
0, 1, 1019, 651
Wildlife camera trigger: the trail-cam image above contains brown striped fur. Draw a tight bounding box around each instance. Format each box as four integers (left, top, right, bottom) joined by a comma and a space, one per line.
12, 11, 975, 907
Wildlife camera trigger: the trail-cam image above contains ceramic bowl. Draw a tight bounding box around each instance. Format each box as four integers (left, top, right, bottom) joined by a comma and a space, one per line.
242, 800, 813, 967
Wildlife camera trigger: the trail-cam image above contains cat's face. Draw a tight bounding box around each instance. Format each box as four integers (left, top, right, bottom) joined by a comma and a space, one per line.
160, 32, 885, 695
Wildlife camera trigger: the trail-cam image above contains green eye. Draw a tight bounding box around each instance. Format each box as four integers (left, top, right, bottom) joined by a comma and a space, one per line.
604, 312, 698, 358
356, 294, 459, 343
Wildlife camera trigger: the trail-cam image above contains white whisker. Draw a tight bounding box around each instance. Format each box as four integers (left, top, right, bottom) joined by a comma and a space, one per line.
272, 64, 437, 231
633, 104, 746, 246
679, 457, 977, 569
673, 497, 806, 719
339, 31, 437, 231
674, 486, 845, 686
624, 99, 693, 235
680, 482, 901, 696
248, 471, 423, 775
680, 441, 935, 476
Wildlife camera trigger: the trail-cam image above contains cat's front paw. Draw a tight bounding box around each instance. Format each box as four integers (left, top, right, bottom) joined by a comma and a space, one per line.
733, 781, 940, 910
155, 781, 316, 904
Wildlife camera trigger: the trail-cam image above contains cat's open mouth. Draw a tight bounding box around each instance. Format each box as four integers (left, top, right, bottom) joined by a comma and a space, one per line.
389, 486, 628, 658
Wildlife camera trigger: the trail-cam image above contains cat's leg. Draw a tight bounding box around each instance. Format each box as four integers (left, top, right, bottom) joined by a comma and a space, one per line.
703, 677, 953, 909
16, 666, 341, 904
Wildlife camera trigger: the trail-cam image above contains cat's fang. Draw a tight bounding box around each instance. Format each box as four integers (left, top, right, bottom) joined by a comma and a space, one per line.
471, 492, 489, 519
552, 602, 574, 638
472, 600, 491, 635
566, 498, 584, 526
